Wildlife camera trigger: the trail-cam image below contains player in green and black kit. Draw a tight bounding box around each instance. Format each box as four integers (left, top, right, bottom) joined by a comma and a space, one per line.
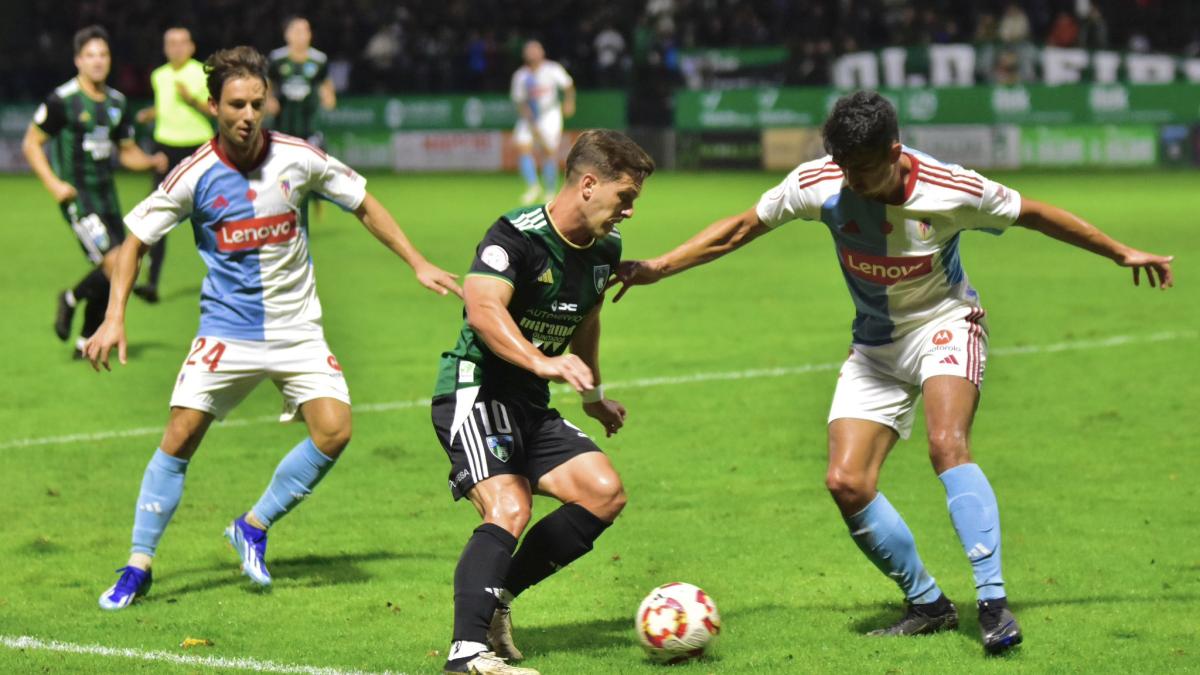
430, 130, 654, 675
268, 16, 335, 220
21, 25, 167, 356
267, 16, 334, 146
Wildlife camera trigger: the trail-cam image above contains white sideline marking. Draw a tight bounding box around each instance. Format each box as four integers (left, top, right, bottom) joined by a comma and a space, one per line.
1, 330, 1193, 451
0, 634, 402, 675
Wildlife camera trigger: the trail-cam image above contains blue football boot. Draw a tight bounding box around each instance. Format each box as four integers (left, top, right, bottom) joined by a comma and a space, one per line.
98, 566, 152, 611
224, 514, 271, 586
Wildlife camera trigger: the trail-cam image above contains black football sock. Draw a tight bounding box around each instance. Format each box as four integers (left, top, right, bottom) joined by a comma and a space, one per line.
80, 277, 110, 338
451, 523, 518, 654
72, 267, 107, 302
147, 239, 166, 287
505, 503, 611, 599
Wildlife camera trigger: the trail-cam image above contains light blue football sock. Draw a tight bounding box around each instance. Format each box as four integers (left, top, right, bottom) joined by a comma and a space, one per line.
846, 492, 942, 604
940, 463, 1006, 601
250, 438, 336, 528
541, 159, 557, 194
518, 154, 538, 187
131, 449, 189, 556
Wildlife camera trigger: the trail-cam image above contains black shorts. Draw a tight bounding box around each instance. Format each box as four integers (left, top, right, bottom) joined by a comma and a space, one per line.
431, 391, 602, 500
60, 203, 123, 265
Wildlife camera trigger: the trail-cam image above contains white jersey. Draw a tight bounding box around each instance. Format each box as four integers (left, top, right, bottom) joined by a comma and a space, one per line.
510, 61, 573, 119
755, 147, 1022, 345
126, 131, 367, 341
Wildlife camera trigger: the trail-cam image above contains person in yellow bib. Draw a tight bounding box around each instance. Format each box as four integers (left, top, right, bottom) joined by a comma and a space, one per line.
134, 27, 213, 303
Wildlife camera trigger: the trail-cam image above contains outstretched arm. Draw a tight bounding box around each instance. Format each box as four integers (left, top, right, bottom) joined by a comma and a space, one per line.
83, 234, 150, 371
570, 304, 626, 436
613, 205, 772, 301
465, 275, 596, 393
353, 192, 463, 298
1015, 197, 1174, 289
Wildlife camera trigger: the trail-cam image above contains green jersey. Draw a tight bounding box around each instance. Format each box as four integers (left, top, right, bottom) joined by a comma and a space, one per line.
434, 205, 621, 408
268, 47, 329, 139
33, 77, 133, 219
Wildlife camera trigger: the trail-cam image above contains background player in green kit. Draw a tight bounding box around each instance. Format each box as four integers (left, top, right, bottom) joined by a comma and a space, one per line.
21, 25, 167, 357
267, 16, 334, 145
132, 26, 213, 303
431, 130, 654, 675
267, 16, 335, 219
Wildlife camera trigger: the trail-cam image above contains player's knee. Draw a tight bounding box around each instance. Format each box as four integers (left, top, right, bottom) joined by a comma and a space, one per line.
486, 500, 531, 537
590, 482, 627, 522
312, 427, 351, 458
926, 428, 970, 467
825, 468, 872, 507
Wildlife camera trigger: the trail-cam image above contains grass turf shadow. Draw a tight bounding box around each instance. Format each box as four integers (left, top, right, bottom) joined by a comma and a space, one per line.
517, 603, 788, 656
149, 549, 442, 602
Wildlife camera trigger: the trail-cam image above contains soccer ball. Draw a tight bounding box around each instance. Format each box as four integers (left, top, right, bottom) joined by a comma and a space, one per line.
635, 582, 721, 663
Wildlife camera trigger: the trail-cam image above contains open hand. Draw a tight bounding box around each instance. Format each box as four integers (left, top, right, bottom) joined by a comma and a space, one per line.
1119, 249, 1174, 289
83, 318, 127, 372
533, 354, 594, 393
414, 262, 463, 298
610, 259, 666, 303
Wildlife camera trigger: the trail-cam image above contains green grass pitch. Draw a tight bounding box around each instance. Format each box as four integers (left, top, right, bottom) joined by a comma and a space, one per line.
0, 169, 1196, 674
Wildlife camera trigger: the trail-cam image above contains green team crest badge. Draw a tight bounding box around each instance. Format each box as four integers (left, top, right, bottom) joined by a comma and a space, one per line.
486, 435, 514, 462
593, 265, 610, 294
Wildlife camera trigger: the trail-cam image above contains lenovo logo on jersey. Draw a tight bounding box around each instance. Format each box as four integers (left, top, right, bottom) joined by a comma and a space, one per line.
214, 213, 299, 252
839, 248, 933, 285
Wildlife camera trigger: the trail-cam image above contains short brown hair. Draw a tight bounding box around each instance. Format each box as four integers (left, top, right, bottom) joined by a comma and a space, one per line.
565, 129, 655, 184
73, 25, 109, 55
204, 46, 269, 102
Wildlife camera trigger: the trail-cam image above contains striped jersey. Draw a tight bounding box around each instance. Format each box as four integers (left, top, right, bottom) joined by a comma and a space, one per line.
434, 204, 620, 408
755, 147, 1022, 345
510, 61, 573, 119
268, 47, 329, 138
125, 130, 367, 341
32, 77, 133, 218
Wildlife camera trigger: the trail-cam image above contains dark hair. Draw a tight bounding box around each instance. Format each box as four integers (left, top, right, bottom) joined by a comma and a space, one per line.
821, 91, 899, 160
565, 129, 656, 183
283, 15, 309, 32
204, 46, 269, 102
73, 25, 110, 55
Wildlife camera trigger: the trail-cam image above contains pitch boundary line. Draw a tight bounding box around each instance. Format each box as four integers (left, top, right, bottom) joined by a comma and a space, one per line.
0, 634, 403, 675
1, 330, 1192, 451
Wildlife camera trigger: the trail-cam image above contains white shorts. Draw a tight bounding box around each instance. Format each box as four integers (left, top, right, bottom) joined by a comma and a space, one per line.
828, 308, 987, 439
514, 108, 564, 153
169, 335, 351, 422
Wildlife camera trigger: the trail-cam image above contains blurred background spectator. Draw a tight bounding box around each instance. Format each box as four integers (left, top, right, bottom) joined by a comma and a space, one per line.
1, 0, 1197, 101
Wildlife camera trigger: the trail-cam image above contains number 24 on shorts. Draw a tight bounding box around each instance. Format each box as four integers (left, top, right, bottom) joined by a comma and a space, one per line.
185, 338, 227, 372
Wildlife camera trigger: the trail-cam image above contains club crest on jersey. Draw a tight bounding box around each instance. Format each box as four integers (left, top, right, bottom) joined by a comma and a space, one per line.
107, 107, 121, 125
279, 177, 292, 199
593, 265, 611, 293
486, 434, 514, 462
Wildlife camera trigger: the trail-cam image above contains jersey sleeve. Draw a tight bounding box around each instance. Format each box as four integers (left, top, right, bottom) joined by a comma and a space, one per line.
554, 63, 574, 89
954, 172, 1022, 234
755, 164, 825, 228
32, 93, 67, 137
468, 219, 535, 287
124, 174, 194, 246
510, 70, 526, 103
308, 151, 367, 211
